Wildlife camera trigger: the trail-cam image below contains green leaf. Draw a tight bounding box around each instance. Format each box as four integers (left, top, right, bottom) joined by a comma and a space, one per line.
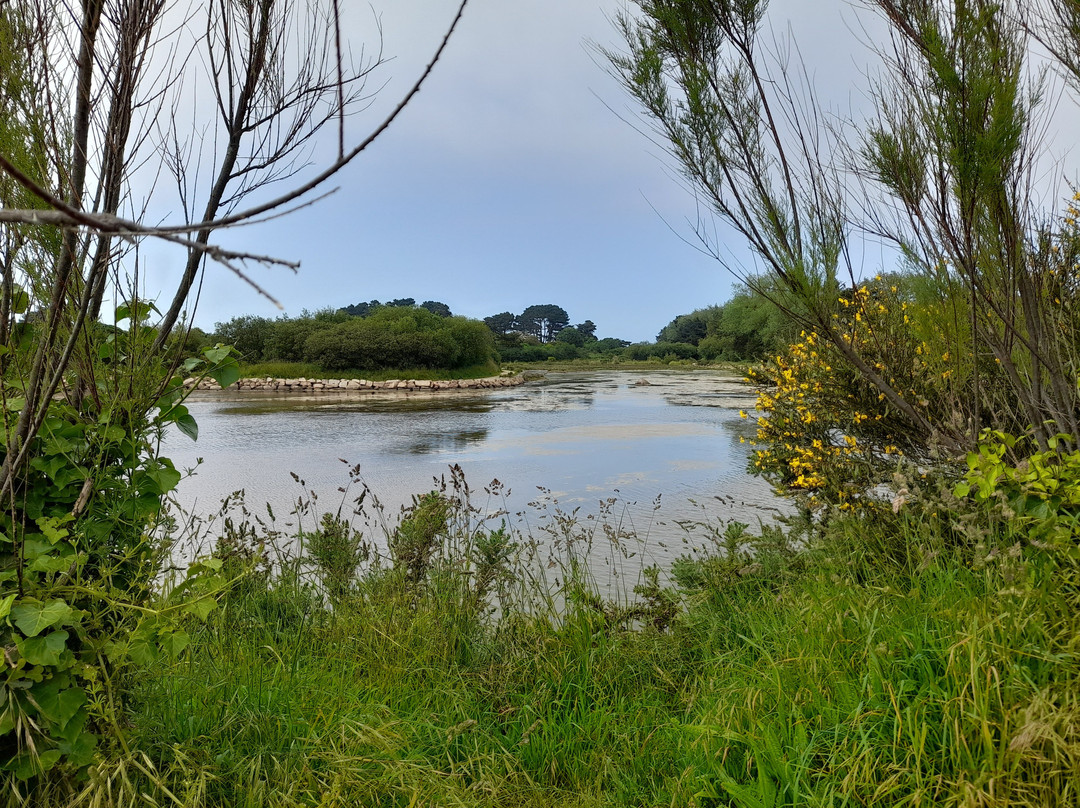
11, 286, 29, 315
11, 600, 74, 637
209, 357, 240, 389
0, 593, 16, 619
184, 597, 217, 621
175, 413, 198, 441
36, 683, 86, 727
29, 552, 77, 575
18, 630, 69, 666
11, 749, 62, 779
145, 464, 182, 495
161, 629, 190, 659
202, 344, 233, 364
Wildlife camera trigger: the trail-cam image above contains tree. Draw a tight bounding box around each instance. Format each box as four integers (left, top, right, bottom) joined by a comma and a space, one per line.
518, 304, 570, 343
420, 300, 453, 317
576, 320, 598, 340
555, 325, 586, 347
0, 0, 468, 786
483, 311, 517, 334
607, 0, 1080, 464
657, 311, 711, 345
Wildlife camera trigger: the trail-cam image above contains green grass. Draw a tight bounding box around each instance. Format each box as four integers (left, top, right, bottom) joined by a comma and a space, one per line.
239, 361, 501, 381
31, 490, 1080, 806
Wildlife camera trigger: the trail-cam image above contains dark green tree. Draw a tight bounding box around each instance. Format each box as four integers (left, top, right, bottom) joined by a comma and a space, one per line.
420, 300, 452, 317
518, 304, 569, 343
555, 325, 585, 347
483, 312, 517, 334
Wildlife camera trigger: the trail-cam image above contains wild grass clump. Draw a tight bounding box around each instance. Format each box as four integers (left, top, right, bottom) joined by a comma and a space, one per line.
30, 446, 1080, 807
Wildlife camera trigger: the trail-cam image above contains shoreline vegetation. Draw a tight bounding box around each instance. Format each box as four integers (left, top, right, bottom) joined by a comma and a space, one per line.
6, 0, 1080, 803
189, 372, 527, 394
28, 459, 1080, 807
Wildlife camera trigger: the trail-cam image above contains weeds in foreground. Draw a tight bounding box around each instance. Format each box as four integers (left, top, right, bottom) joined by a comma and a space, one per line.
20, 455, 1080, 807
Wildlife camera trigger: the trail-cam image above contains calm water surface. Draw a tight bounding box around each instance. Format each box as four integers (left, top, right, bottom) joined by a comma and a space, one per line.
163, 370, 784, 581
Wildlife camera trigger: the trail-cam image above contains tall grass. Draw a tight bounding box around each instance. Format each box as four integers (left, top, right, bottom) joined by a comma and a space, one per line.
30, 473, 1080, 807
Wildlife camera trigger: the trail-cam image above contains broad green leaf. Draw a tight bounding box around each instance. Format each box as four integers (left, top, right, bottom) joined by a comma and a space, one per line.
145, 465, 182, 494
12, 749, 62, 779
161, 629, 190, 659
209, 357, 240, 389
35, 683, 85, 727
202, 344, 232, 364
11, 599, 73, 637
184, 597, 216, 621
11, 287, 29, 315
17, 630, 69, 666
176, 413, 199, 441
0, 593, 15, 619
29, 552, 77, 575
37, 515, 72, 544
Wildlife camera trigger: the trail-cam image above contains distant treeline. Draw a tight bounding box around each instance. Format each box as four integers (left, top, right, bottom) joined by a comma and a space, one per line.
211, 306, 496, 371
206, 287, 791, 371
651, 285, 794, 361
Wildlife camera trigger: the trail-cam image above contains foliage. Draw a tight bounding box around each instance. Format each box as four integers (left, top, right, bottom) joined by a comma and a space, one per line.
657, 310, 710, 345
745, 276, 960, 510
215, 306, 497, 372
14, 456, 1073, 806
607, 0, 1080, 464
483, 311, 517, 334
554, 325, 586, 347
1, 313, 239, 787
517, 304, 570, 343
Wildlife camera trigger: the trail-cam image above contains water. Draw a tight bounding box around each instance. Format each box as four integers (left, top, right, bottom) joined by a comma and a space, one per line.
162, 369, 785, 588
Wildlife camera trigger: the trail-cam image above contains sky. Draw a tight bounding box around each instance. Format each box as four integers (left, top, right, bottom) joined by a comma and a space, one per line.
142, 0, 1079, 343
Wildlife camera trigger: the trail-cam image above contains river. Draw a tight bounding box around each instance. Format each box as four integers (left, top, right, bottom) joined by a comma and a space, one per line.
161, 369, 785, 594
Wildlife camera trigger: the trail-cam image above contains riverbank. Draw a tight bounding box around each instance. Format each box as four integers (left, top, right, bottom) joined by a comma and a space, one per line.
186, 372, 527, 393
62, 491, 1079, 808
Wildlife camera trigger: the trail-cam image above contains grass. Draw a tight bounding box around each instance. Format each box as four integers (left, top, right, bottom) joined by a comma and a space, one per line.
239, 361, 501, 381
26, 479, 1080, 807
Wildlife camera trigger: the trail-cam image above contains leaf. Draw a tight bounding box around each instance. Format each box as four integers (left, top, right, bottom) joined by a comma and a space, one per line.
176, 413, 198, 441
11, 749, 62, 779
202, 344, 233, 364
36, 683, 86, 727
11, 286, 29, 315
11, 600, 74, 637
161, 629, 190, 659
18, 630, 69, 666
209, 357, 240, 389
184, 597, 216, 621
145, 464, 182, 495
0, 593, 15, 619
29, 552, 78, 575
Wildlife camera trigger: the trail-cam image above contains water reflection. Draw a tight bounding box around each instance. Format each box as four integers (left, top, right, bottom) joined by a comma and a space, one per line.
404, 428, 489, 455
163, 369, 788, 593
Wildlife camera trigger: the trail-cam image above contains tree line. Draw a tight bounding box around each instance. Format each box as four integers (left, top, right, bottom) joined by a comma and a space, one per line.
213, 306, 496, 372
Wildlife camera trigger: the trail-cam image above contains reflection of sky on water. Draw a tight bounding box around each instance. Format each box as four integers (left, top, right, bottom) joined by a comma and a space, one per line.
162, 370, 783, 590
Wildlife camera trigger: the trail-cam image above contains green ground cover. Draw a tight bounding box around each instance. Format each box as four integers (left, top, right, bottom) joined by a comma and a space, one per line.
26, 450, 1080, 807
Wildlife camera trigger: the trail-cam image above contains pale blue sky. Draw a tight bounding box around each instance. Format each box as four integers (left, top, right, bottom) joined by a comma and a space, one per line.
149, 0, 1077, 343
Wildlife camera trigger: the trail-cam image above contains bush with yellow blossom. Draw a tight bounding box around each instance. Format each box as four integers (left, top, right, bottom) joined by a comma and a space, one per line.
743, 275, 983, 513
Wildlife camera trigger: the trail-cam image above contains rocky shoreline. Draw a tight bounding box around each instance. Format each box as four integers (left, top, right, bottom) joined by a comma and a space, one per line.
186, 373, 527, 394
